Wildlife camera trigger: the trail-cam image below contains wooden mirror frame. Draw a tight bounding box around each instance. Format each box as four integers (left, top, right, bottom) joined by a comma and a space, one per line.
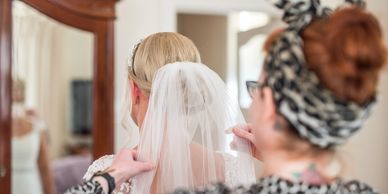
0, 0, 117, 192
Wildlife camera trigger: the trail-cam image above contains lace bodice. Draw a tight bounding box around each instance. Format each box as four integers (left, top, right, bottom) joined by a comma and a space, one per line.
223, 154, 244, 187
84, 154, 245, 194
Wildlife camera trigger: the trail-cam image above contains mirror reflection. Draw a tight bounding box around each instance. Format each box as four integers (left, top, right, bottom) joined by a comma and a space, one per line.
12, 1, 94, 193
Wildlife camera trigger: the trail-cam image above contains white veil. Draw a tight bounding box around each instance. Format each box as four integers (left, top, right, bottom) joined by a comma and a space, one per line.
131, 62, 256, 194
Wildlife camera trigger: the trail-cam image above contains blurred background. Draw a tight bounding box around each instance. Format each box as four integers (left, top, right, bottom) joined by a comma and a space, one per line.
9, 0, 388, 193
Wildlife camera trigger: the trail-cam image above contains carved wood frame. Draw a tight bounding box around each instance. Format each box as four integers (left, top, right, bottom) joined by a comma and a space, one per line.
0, 0, 117, 192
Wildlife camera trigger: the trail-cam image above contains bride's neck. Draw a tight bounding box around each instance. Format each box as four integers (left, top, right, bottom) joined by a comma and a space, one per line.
261, 150, 337, 185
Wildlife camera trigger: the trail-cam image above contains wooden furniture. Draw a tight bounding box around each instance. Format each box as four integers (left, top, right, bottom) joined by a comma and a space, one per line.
0, 0, 117, 193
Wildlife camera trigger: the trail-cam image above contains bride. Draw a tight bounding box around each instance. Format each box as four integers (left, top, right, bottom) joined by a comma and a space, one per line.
84, 32, 257, 194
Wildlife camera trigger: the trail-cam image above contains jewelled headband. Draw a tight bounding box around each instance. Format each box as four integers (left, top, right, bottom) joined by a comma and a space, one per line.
265, 0, 375, 148
127, 39, 153, 92
127, 39, 143, 77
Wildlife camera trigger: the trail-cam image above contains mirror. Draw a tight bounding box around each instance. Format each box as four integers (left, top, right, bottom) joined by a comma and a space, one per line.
12, 1, 93, 193
0, 0, 115, 193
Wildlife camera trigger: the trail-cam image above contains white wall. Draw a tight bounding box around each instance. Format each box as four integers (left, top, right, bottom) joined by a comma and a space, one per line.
343, 72, 388, 193
50, 26, 93, 158
114, 0, 176, 151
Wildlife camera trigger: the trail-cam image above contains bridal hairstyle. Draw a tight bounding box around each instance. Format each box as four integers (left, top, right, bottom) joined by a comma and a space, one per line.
123, 32, 256, 194
121, 32, 201, 130
128, 32, 201, 94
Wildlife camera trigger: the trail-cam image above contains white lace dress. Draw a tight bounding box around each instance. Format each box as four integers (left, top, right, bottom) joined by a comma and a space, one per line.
83, 154, 243, 194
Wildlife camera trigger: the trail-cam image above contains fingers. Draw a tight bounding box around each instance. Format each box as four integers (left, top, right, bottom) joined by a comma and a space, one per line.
130, 150, 154, 165
232, 127, 255, 143
239, 123, 253, 132
141, 162, 154, 171
230, 135, 247, 150
118, 148, 132, 156
226, 124, 253, 134
131, 150, 138, 160
227, 124, 256, 150
134, 161, 154, 173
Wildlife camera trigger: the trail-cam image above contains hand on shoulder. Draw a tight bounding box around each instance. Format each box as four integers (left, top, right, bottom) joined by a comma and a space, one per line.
107, 148, 154, 183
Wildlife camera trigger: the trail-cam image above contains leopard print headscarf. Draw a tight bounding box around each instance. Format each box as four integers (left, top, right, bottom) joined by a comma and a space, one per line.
265, 0, 375, 148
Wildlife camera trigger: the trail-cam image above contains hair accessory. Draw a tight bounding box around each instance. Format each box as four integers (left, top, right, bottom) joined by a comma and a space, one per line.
272, 0, 332, 32
265, 0, 373, 148
127, 39, 143, 75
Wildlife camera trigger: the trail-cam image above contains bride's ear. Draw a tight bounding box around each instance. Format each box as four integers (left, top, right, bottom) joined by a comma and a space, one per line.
130, 80, 140, 105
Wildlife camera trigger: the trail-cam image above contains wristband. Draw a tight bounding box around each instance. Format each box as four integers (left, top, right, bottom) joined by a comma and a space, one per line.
92, 171, 116, 194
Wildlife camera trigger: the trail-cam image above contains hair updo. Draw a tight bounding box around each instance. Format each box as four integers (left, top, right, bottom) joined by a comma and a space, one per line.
302, 7, 386, 104
129, 32, 201, 95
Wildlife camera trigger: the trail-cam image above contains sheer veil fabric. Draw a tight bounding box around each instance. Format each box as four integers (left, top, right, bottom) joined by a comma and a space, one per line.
126, 62, 256, 194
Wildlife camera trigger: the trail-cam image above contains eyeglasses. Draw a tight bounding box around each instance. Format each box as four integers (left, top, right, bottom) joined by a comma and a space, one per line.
246, 81, 267, 98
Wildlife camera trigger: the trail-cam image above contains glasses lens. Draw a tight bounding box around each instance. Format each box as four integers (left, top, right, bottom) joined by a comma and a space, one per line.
246, 81, 258, 98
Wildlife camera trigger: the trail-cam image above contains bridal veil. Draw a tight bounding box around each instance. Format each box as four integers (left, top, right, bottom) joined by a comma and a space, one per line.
128, 62, 256, 193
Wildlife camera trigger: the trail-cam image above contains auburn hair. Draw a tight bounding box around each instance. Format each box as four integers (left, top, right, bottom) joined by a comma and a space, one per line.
265, 7, 386, 105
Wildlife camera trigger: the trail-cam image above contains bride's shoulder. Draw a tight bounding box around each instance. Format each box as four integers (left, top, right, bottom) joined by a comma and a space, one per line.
83, 154, 115, 181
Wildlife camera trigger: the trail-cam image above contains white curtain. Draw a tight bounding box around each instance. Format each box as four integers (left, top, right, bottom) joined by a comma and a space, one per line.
12, 1, 68, 158
13, 1, 55, 121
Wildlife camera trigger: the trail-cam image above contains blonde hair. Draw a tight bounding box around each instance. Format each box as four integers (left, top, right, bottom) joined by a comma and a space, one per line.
128, 32, 201, 95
